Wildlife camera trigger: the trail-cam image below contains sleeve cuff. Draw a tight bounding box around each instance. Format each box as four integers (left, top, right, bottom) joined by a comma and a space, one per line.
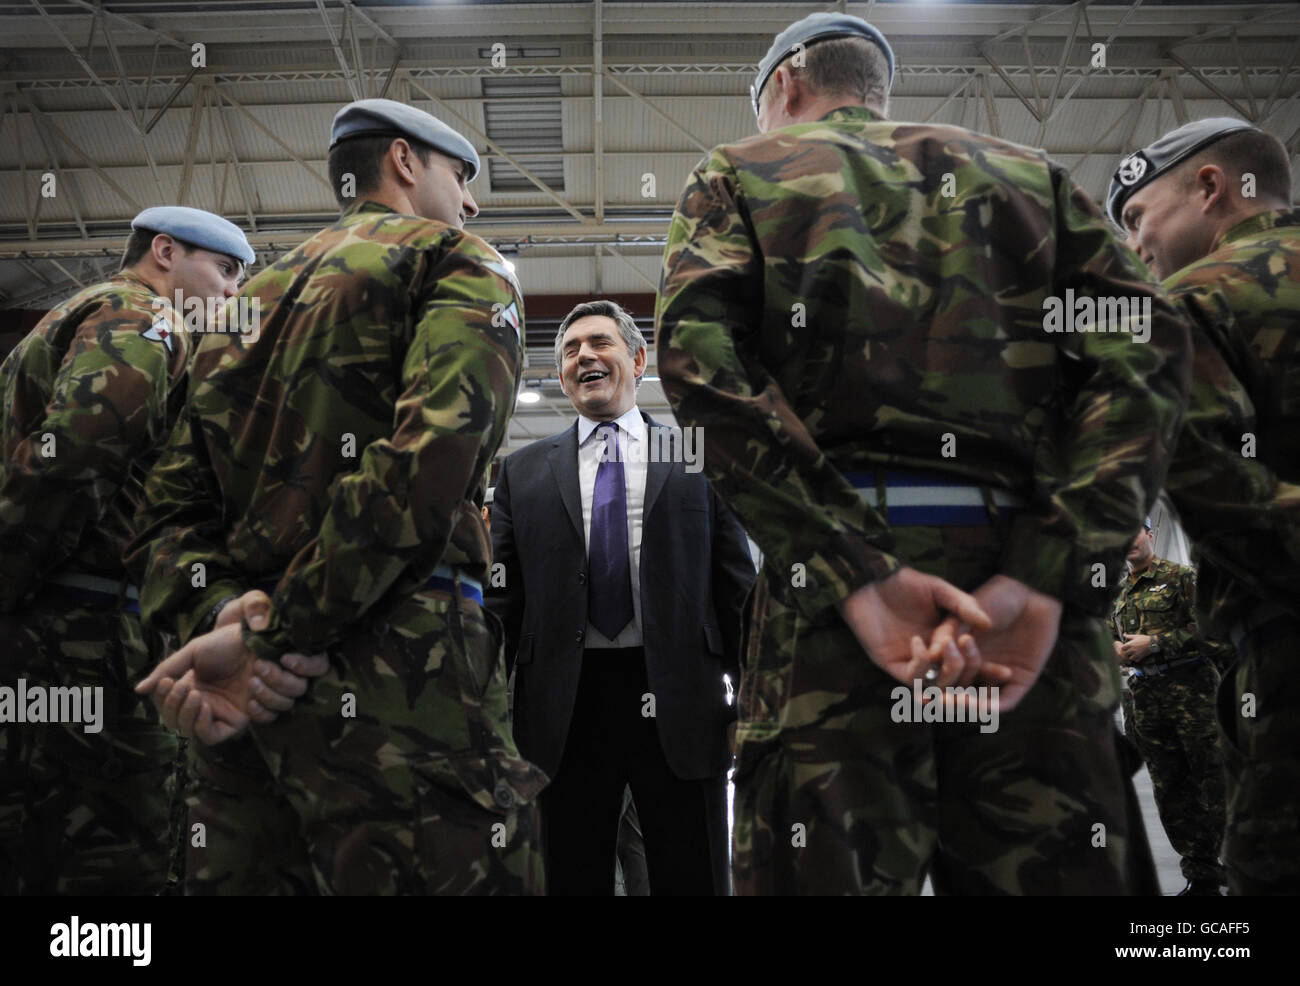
999, 517, 1116, 618
175, 580, 247, 645
242, 615, 292, 661
780, 536, 900, 619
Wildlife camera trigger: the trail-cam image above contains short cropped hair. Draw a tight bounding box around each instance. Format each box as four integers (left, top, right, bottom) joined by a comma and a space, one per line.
327, 134, 438, 209
119, 227, 193, 271
1178, 128, 1292, 204
554, 299, 647, 389
762, 35, 890, 115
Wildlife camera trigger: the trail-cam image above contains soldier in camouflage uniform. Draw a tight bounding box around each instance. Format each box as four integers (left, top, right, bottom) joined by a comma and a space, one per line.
130, 99, 545, 895
1111, 519, 1232, 894
1110, 118, 1300, 895
0, 207, 251, 894
657, 13, 1190, 894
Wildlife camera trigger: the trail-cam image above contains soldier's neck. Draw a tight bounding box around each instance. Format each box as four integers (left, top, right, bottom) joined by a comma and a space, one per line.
123, 263, 169, 299
1209, 198, 1290, 253
364, 187, 419, 218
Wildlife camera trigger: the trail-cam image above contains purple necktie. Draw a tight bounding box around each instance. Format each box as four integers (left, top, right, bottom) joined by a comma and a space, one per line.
588, 422, 634, 640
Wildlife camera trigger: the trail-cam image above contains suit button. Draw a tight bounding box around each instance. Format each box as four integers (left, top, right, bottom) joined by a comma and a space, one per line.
577, 572, 587, 585
493, 782, 515, 809
576, 629, 585, 643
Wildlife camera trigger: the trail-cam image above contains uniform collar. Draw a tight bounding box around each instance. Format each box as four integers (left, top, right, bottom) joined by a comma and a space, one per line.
577, 405, 645, 446
1130, 556, 1170, 585
817, 105, 886, 125
341, 199, 398, 220
1219, 207, 1300, 248
116, 268, 165, 299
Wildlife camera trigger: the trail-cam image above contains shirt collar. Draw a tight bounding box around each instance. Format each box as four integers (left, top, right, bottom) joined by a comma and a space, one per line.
1219, 207, 1300, 249
578, 405, 645, 446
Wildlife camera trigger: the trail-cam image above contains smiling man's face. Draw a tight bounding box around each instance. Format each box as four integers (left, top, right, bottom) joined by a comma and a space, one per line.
558, 314, 645, 421
1120, 170, 1219, 280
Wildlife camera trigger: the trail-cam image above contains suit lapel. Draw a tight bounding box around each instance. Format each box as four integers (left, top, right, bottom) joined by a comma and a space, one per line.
548, 422, 585, 543
642, 411, 672, 521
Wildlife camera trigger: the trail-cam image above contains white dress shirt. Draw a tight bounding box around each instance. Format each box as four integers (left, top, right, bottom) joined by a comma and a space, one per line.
577, 405, 647, 648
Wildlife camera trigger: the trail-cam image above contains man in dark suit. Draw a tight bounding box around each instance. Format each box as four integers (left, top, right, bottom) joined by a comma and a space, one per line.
488, 299, 754, 895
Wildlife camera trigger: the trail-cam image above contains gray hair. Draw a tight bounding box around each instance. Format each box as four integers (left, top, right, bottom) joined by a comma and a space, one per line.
553, 299, 648, 389
761, 35, 890, 116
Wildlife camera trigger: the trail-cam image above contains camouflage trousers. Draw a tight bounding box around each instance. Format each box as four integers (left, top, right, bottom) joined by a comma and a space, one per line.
1218, 602, 1300, 895
185, 588, 546, 895
733, 522, 1159, 895
0, 592, 182, 894
1115, 681, 1143, 777
1129, 662, 1225, 884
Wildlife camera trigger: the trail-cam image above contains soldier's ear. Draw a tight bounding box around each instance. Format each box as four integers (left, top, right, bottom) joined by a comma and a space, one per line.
1193, 163, 1230, 213
777, 64, 808, 118
387, 138, 420, 188
151, 233, 178, 271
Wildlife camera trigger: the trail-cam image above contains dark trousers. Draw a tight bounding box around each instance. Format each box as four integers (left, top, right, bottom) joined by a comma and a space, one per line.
540, 646, 728, 895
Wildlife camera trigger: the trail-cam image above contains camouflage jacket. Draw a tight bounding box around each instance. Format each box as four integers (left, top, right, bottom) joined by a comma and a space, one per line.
656, 105, 1191, 619
126, 201, 524, 657
1162, 208, 1300, 634
0, 271, 189, 611
1112, 556, 1234, 666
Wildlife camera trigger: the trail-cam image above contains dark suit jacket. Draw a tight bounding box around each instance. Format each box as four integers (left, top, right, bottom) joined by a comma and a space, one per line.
487, 410, 755, 781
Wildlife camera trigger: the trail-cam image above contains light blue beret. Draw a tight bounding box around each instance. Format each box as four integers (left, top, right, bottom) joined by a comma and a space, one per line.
130, 206, 255, 266
329, 98, 480, 180
1107, 117, 1257, 226
753, 12, 895, 116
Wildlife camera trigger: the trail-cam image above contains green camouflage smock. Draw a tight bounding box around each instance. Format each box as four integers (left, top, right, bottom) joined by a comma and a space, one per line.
1, 270, 190, 607
1113, 556, 1234, 668
127, 200, 544, 895
1161, 208, 1300, 635
657, 105, 1191, 625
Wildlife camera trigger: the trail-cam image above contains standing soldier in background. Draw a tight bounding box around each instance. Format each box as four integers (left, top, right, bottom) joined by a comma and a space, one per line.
0, 207, 252, 893
1109, 118, 1300, 895
657, 12, 1190, 894
131, 99, 545, 895
1112, 517, 1233, 895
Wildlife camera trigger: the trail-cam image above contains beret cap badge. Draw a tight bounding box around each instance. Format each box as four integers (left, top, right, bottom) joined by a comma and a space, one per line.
1116, 153, 1148, 187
